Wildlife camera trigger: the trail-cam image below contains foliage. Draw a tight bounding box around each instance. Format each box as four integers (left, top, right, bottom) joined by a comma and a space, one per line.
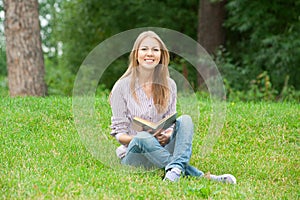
38, 0, 64, 61
170, 57, 199, 90
55, 0, 300, 98
1, 0, 300, 99
44, 57, 75, 96
223, 71, 300, 102
0, 75, 8, 97
216, 45, 300, 102
0, 97, 299, 199
0, 41, 6, 76
224, 0, 300, 91
58, 0, 198, 88
0, 3, 6, 76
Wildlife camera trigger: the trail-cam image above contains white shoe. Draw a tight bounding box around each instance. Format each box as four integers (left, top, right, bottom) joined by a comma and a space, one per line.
210, 174, 237, 184
163, 168, 181, 182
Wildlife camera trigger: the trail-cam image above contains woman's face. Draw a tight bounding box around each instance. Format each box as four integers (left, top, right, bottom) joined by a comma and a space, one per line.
137, 37, 161, 70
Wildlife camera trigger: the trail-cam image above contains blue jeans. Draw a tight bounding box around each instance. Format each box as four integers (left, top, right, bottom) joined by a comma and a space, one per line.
121, 115, 204, 177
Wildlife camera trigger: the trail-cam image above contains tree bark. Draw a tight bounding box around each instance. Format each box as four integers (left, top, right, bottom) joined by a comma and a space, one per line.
4, 0, 47, 96
197, 0, 226, 88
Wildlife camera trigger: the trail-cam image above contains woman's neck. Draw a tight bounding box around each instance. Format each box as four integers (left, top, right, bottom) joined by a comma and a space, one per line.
137, 68, 154, 85
137, 68, 154, 99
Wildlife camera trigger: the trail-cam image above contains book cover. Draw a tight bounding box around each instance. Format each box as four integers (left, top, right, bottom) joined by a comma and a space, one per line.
132, 112, 177, 134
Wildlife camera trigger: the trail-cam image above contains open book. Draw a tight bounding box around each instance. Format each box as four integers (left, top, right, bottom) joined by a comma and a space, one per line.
132, 112, 177, 134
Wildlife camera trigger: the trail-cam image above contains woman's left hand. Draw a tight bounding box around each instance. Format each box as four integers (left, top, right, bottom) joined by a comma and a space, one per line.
155, 128, 173, 146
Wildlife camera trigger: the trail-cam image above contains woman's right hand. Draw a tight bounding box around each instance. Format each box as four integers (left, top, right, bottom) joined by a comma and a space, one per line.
154, 129, 172, 146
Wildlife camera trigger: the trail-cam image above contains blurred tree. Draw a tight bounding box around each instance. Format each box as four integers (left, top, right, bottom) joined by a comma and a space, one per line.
0, 2, 7, 76
0, 31, 6, 76
224, 0, 300, 91
4, 0, 47, 96
197, 0, 226, 88
198, 0, 226, 54
23, 0, 299, 96
39, 0, 63, 64
58, 0, 199, 89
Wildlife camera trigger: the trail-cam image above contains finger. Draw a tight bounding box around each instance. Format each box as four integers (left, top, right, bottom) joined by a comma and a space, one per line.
153, 129, 163, 137
157, 135, 166, 141
158, 137, 166, 143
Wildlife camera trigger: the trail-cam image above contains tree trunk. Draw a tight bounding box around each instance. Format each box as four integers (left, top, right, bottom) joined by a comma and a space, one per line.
197, 0, 226, 88
4, 0, 47, 96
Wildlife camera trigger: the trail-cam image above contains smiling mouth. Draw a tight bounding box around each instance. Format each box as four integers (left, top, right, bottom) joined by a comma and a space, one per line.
144, 59, 155, 62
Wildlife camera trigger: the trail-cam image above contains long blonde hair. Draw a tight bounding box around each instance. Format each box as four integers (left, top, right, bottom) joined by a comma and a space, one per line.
120, 31, 170, 113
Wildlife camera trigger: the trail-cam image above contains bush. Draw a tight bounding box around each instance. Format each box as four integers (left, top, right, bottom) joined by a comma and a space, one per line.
45, 58, 75, 96
0, 75, 8, 97
224, 71, 300, 102
225, 0, 300, 91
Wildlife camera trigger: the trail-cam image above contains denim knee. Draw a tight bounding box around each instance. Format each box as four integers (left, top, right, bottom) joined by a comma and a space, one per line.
177, 114, 193, 127
135, 131, 153, 139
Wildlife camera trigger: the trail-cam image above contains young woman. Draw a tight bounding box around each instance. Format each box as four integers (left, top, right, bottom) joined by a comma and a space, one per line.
110, 31, 236, 183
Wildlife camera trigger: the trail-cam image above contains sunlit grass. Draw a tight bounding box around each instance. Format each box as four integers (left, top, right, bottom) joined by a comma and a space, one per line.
0, 97, 299, 199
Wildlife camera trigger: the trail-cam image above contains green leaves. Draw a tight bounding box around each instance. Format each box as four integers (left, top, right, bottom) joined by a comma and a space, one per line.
223, 0, 300, 91
58, 0, 199, 78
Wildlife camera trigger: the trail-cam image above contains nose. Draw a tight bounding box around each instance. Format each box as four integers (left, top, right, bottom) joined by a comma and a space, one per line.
146, 49, 154, 56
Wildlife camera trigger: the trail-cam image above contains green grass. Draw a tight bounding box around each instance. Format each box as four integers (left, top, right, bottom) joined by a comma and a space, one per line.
0, 96, 299, 199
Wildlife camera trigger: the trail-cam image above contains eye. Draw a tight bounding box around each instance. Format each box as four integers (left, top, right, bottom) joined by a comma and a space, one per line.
140, 47, 147, 51
154, 48, 160, 52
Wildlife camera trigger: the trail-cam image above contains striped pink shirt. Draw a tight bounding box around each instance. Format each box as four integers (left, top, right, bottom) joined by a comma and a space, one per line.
110, 75, 177, 157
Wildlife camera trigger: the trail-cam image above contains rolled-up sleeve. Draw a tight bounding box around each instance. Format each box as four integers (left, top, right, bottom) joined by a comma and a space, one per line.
109, 79, 130, 142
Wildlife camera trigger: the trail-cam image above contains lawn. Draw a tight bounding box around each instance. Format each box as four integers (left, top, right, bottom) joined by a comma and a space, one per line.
0, 96, 299, 199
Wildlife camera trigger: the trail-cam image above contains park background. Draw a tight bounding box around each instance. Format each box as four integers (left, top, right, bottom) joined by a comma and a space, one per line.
0, 0, 299, 199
